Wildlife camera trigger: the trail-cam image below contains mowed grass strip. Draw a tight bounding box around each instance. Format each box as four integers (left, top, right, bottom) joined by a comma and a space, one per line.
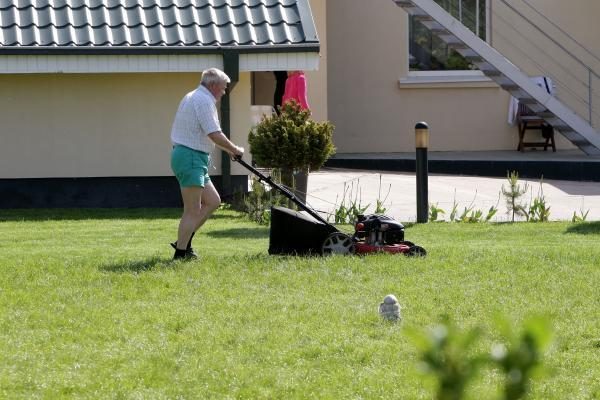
1, 209, 599, 399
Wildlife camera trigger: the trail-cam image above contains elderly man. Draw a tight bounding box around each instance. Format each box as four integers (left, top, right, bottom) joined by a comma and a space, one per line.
170, 68, 244, 260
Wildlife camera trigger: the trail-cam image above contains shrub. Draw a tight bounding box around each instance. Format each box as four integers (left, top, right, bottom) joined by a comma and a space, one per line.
248, 101, 336, 188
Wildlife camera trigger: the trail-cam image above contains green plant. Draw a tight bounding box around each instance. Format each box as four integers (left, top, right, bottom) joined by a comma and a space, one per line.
240, 172, 286, 225
527, 179, 551, 222
491, 316, 553, 400
409, 315, 553, 400
502, 171, 529, 222
461, 208, 484, 223
431, 191, 498, 224
455, 191, 481, 223
571, 209, 589, 223
248, 101, 336, 189
408, 317, 483, 400
446, 50, 472, 70
484, 193, 501, 222
374, 174, 391, 214
429, 203, 446, 222
571, 198, 589, 223
331, 180, 369, 224
449, 194, 459, 222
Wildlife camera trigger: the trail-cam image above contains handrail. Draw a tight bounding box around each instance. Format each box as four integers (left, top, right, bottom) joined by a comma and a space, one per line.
413, 0, 598, 126
495, 0, 598, 125
490, 9, 598, 123
520, 0, 600, 67
498, 0, 599, 80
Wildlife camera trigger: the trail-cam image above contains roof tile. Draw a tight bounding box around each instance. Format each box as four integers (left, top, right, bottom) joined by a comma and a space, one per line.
0, 0, 318, 50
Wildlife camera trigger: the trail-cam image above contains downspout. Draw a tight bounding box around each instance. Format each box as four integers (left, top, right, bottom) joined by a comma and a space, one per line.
220, 51, 239, 198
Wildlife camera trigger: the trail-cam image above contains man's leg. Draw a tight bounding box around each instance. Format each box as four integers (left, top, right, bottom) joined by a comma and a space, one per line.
193, 181, 221, 232
175, 181, 221, 257
176, 186, 204, 253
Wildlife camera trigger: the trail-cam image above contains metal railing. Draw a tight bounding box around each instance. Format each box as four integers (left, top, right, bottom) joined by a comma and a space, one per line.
408, 0, 599, 129
491, 0, 599, 128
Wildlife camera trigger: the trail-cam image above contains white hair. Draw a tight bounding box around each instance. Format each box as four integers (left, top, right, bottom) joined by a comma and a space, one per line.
200, 68, 231, 86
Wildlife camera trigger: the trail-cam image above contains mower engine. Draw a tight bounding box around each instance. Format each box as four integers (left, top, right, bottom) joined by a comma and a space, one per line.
350, 214, 426, 256
354, 214, 405, 245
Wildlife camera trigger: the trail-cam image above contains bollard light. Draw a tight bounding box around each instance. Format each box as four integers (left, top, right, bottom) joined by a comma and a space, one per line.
415, 122, 430, 149
415, 122, 429, 223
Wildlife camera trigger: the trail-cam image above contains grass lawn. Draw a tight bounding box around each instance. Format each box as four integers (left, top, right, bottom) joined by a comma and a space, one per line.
1, 208, 599, 399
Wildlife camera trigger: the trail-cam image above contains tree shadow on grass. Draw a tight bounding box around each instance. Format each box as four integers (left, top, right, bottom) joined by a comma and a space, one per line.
100, 256, 177, 273
0, 208, 246, 222
208, 213, 247, 221
565, 222, 600, 235
0, 208, 182, 222
206, 227, 269, 239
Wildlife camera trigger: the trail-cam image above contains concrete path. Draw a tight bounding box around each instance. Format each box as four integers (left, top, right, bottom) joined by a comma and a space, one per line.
306, 168, 600, 222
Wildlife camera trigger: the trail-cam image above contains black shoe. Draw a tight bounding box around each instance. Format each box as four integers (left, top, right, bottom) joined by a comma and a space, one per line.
170, 242, 198, 260
171, 242, 198, 260
173, 249, 198, 260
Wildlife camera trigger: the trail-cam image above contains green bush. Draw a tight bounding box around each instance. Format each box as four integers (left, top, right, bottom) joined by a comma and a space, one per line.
248, 101, 336, 173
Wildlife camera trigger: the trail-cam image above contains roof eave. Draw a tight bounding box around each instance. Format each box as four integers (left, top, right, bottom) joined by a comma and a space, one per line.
0, 44, 320, 56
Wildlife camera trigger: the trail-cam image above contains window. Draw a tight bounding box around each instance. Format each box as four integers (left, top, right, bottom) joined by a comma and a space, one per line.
409, 0, 488, 71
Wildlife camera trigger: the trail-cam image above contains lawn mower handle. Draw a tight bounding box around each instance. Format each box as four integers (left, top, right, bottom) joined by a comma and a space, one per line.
233, 156, 334, 228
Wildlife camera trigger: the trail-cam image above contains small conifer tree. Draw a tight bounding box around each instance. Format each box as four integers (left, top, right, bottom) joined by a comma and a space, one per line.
501, 171, 529, 222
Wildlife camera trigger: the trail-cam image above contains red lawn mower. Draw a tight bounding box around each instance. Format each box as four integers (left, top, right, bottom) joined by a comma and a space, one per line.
235, 157, 426, 257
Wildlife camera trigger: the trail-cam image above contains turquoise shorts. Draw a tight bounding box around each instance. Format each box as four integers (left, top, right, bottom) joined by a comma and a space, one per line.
171, 145, 211, 188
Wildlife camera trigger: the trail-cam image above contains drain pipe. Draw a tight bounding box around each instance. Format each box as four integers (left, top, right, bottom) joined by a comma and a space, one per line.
220, 51, 239, 197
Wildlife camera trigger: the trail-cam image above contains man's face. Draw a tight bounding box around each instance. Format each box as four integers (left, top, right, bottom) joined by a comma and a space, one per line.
209, 82, 228, 101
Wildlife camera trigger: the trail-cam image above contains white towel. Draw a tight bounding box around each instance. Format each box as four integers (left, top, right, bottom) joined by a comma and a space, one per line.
508, 76, 555, 125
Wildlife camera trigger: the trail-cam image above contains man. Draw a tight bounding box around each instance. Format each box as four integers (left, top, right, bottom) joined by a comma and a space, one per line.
170, 68, 244, 260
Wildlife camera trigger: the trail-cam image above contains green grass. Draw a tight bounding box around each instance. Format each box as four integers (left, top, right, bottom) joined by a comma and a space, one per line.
1, 209, 599, 399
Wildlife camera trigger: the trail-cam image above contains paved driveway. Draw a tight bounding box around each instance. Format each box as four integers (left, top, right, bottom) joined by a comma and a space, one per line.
306, 168, 600, 222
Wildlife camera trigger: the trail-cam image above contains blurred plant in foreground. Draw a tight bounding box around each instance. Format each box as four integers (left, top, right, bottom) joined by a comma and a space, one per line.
407, 315, 552, 400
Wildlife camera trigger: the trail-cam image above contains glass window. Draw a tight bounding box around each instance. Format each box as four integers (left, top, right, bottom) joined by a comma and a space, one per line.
409, 0, 487, 71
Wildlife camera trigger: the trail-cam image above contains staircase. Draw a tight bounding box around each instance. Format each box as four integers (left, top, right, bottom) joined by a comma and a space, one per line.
394, 0, 600, 155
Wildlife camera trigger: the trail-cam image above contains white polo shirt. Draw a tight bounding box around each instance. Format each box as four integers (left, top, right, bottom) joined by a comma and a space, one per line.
170, 84, 220, 153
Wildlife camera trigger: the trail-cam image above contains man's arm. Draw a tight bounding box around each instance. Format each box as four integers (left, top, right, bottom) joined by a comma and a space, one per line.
207, 131, 244, 157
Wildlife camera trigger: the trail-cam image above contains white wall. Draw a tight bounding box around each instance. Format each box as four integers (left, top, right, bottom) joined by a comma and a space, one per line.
0, 72, 254, 179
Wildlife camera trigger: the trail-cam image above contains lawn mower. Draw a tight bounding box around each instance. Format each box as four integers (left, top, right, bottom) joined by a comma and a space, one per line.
234, 157, 426, 257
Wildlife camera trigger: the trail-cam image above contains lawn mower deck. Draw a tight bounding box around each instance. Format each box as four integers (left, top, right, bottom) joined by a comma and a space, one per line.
320, 214, 426, 256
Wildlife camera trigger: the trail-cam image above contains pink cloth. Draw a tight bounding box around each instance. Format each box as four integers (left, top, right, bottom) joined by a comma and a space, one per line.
282, 71, 310, 110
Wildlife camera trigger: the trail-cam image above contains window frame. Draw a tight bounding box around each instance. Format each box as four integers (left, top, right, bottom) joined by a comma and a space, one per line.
406, 0, 491, 83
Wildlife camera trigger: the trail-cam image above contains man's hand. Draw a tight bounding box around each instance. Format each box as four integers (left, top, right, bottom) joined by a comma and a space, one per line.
231, 145, 244, 157
208, 131, 244, 159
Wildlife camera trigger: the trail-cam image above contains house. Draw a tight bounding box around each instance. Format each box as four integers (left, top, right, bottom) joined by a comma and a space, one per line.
2, 0, 599, 208
0, 0, 326, 207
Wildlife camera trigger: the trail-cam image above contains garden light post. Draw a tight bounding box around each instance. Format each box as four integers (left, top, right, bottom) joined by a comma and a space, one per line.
415, 122, 429, 223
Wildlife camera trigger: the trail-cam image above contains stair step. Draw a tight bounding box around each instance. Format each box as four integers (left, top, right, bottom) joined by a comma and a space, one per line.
580, 145, 600, 155
464, 55, 483, 62
438, 34, 467, 47
500, 83, 520, 91
447, 42, 469, 50
517, 97, 538, 105
431, 28, 451, 36
413, 14, 434, 22
552, 124, 571, 131
561, 130, 581, 141
479, 69, 501, 77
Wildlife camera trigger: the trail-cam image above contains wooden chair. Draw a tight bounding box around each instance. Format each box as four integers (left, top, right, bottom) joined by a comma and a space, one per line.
517, 103, 556, 152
